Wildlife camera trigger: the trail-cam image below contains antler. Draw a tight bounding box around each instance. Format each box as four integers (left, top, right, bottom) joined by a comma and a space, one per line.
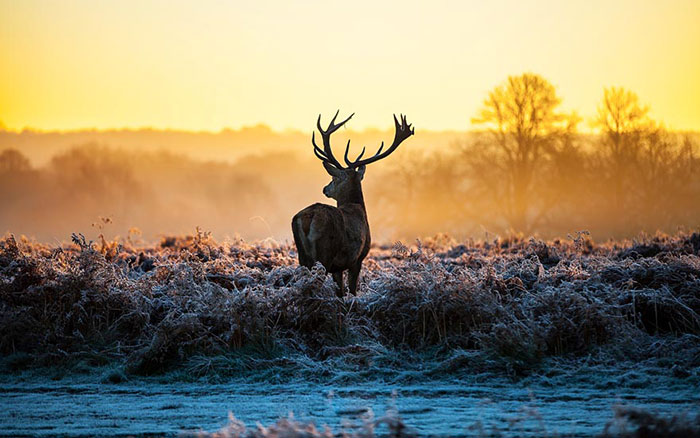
312, 110, 354, 169
344, 114, 414, 168
311, 112, 414, 169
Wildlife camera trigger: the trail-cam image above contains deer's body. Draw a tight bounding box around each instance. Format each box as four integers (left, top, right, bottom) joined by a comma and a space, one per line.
293, 203, 370, 272
292, 111, 413, 297
292, 202, 370, 294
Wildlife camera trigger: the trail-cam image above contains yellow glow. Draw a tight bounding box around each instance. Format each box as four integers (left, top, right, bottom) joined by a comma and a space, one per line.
1, 0, 699, 132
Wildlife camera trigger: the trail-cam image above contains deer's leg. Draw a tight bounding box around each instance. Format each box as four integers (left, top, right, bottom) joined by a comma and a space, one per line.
348, 264, 361, 296
332, 271, 344, 297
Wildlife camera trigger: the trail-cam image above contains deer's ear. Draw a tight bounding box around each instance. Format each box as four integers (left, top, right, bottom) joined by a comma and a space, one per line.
356, 165, 366, 180
323, 161, 344, 178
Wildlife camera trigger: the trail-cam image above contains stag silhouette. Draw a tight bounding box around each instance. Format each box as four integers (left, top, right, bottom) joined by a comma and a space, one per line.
292, 111, 414, 297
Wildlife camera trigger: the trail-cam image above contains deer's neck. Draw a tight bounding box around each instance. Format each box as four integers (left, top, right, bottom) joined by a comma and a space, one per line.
336, 183, 366, 210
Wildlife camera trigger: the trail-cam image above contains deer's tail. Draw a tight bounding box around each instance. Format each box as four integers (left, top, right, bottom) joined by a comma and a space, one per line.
292, 212, 313, 267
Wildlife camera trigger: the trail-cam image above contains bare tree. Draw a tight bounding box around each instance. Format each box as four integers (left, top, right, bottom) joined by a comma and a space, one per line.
468, 73, 578, 233
592, 87, 653, 216
0, 149, 31, 174
588, 87, 700, 236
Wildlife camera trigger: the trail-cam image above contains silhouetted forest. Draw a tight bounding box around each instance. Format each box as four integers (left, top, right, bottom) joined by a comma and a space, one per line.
1, 75, 698, 243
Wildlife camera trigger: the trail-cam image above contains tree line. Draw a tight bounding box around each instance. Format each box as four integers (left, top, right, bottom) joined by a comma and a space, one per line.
372, 73, 698, 240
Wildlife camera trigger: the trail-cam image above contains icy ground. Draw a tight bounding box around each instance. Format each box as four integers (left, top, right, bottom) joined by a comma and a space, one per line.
1, 369, 698, 437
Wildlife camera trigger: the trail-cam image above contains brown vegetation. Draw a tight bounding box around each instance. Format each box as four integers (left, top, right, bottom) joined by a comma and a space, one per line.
1, 231, 699, 378
188, 406, 700, 438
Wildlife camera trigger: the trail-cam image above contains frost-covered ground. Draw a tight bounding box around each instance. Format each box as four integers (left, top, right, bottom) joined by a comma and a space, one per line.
1, 231, 699, 436
1, 371, 698, 437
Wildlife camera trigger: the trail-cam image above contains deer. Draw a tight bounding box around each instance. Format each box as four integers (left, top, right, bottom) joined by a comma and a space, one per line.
292, 111, 414, 297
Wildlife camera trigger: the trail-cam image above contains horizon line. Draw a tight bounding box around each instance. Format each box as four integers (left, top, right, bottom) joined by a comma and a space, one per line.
2, 125, 700, 136
0, 124, 480, 135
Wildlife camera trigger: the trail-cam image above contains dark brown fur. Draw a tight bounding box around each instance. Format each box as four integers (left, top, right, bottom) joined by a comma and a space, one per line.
292, 169, 370, 296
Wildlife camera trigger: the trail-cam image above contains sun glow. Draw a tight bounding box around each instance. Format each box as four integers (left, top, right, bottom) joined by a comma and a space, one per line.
1, 0, 699, 132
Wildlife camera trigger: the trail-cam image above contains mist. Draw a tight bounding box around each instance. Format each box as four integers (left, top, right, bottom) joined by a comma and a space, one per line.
1, 126, 698, 244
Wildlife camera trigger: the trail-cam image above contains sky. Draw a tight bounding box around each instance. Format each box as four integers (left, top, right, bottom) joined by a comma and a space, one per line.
1, 0, 699, 132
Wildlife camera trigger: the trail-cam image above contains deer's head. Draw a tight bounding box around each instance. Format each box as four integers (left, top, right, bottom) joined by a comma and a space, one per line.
312, 111, 414, 204
321, 162, 365, 202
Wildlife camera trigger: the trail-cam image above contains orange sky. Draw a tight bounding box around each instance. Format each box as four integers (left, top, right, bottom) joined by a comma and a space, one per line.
1, 0, 699, 132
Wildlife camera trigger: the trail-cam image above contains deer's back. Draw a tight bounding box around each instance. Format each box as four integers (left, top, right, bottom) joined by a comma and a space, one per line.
292, 203, 368, 272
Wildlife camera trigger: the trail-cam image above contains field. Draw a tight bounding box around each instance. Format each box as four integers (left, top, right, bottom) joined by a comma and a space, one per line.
1, 231, 699, 436
3, 1, 700, 435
